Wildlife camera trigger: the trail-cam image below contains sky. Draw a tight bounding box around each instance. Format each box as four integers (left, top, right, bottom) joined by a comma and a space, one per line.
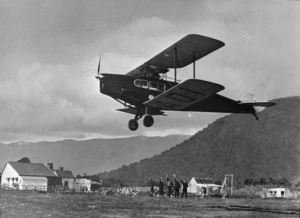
0, 0, 299, 142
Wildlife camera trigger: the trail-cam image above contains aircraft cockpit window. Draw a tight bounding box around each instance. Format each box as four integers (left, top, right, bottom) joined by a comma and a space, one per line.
149, 82, 165, 92
134, 79, 148, 89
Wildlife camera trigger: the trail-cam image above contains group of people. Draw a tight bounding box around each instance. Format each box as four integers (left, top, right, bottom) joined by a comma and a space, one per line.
148, 174, 188, 198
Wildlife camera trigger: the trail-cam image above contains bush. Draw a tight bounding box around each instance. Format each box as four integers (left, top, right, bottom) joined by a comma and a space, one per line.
233, 186, 262, 197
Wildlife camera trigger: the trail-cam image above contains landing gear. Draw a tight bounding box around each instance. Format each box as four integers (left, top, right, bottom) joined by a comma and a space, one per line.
143, 114, 154, 127
127, 114, 154, 131
128, 119, 138, 131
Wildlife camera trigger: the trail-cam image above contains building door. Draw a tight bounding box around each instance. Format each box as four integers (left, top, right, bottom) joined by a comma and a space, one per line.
64, 181, 69, 190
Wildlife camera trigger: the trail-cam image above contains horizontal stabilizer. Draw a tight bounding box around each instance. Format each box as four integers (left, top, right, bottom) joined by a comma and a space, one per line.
145, 79, 224, 111
239, 102, 276, 107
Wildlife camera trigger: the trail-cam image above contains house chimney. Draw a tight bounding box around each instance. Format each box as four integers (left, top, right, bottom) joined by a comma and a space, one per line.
59, 167, 64, 171
47, 163, 54, 171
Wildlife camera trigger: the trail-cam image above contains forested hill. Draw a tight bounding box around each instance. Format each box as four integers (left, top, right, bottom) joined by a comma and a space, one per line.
98, 96, 300, 186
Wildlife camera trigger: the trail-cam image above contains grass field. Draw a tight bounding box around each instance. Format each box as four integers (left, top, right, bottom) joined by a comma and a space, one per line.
0, 189, 299, 218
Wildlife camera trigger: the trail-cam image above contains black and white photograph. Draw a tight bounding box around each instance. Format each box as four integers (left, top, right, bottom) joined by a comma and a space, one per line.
0, 0, 299, 217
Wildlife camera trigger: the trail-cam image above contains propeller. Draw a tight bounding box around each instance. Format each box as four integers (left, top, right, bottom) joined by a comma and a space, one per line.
97, 55, 101, 75
95, 55, 102, 80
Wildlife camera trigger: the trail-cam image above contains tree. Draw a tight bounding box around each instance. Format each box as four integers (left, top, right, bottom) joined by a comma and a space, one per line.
269, 177, 278, 185
244, 178, 255, 186
278, 177, 291, 186
17, 157, 31, 163
258, 177, 267, 185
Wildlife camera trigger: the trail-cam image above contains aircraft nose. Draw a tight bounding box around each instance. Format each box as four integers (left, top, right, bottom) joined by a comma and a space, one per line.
95, 74, 104, 80
95, 74, 105, 93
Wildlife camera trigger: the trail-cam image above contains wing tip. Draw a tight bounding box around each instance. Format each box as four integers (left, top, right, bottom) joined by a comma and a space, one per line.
187, 34, 225, 47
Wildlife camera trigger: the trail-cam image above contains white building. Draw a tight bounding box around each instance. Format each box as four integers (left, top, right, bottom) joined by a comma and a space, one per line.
188, 177, 221, 196
262, 188, 291, 198
1, 162, 57, 191
74, 178, 91, 192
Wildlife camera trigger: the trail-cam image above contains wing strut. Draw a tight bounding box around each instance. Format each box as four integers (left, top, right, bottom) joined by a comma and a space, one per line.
174, 49, 196, 82
174, 47, 177, 83
193, 54, 196, 79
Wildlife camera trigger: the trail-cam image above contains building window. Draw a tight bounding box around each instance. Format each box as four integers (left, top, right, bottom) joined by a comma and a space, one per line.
134, 79, 148, 89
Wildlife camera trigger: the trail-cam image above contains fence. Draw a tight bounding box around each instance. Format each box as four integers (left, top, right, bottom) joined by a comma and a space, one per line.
1, 184, 73, 193
1, 184, 151, 195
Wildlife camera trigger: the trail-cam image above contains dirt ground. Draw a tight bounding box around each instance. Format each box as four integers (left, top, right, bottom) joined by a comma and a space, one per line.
0, 189, 299, 218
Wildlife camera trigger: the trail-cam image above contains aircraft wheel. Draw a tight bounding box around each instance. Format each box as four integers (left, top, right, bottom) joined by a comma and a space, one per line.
143, 115, 154, 127
128, 119, 139, 131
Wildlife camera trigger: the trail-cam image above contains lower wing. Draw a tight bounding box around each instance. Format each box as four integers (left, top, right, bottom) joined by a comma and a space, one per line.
144, 79, 225, 110
182, 94, 276, 114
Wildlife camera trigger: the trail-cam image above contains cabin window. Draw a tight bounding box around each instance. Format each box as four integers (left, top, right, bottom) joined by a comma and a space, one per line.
149, 81, 165, 92
134, 79, 148, 89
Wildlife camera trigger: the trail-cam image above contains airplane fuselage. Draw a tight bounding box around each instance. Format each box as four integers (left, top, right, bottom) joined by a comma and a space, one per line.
99, 73, 177, 109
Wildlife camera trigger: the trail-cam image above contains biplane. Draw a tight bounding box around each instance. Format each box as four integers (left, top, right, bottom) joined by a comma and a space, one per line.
95, 34, 275, 131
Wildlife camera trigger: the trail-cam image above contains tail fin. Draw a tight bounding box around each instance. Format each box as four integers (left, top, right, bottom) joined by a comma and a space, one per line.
240, 93, 275, 113
240, 93, 256, 103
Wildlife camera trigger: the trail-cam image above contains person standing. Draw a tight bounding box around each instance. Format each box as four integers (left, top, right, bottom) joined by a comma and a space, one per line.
149, 177, 155, 197
166, 175, 172, 198
158, 177, 164, 197
180, 179, 188, 199
173, 174, 180, 198
170, 180, 174, 196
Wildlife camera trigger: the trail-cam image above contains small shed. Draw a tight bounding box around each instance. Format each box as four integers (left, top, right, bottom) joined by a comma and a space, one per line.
74, 178, 91, 192
188, 177, 221, 196
261, 187, 291, 198
54, 167, 75, 190
1, 162, 57, 191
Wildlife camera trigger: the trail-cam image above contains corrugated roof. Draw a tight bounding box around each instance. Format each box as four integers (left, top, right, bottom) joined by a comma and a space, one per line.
8, 162, 57, 177
55, 170, 74, 178
195, 178, 214, 184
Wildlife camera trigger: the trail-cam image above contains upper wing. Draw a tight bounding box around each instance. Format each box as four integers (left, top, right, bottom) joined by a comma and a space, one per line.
127, 34, 225, 77
144, 79, 225, 110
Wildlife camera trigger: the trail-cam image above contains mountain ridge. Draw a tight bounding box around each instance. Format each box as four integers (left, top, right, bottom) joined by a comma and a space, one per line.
0, 135, 190, 175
